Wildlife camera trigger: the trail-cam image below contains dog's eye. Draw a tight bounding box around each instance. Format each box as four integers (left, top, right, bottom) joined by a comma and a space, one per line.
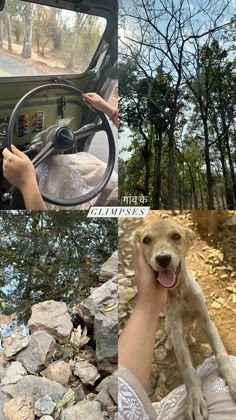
143, 236, 151, 244
172, 233, 181, 240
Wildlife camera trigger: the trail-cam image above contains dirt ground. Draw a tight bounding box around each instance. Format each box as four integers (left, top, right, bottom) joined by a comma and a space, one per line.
118, 210, 236, 402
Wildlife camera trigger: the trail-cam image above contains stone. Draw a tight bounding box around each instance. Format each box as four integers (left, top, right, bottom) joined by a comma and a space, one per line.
1, 375, 66, 403
78, 279, 118, 374
95, 309, 118, 374
74, 361, 100, 385
211, 301, 221, 309
96, 387, 114, 408
3, 334, 29, 359
63, 400, 104, 420
100, 251, 118, 281
154, 346, 167, 361
42, 361, 71, 387
16, 331, 56, 374
34, 395, 55, 417
73, 383, 87, 402
3, 396, 34, 420
1, 362, 27, 386
107, 376, 118, 405
28, 301, 73, 343
0, 390, 10, 420
40, 417, 54, 420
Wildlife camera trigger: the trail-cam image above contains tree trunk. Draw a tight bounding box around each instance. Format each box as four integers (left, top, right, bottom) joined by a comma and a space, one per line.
0, 15, 3, 49
22, 4, 34, 58
153, 131, 162, 209
202, 118, 214, 209
167, 123, 175, 209
6, 13, 12, 51
224, 131, 236, 206
217, 139, 234, 209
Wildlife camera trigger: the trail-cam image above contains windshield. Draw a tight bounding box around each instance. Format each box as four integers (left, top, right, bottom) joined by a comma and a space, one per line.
0, 0, 106, 77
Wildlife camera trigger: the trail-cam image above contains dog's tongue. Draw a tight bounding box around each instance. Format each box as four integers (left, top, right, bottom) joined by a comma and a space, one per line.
157, 270, 176, 288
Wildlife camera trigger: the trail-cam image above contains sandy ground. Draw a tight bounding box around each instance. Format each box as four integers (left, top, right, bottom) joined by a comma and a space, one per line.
118, 210, 236, 401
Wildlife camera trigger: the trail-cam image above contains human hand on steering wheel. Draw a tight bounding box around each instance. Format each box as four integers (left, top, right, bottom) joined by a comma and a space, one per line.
2, 146, 47, 210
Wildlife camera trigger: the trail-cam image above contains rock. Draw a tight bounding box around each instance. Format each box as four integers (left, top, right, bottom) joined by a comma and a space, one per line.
42, 361, 71, 387
28, 301, 73, 343
211, 301, 221, 309
78, 278, 117, 328
3, 334, 29, 359
40, 417, 54, 420
154, 346, 167, 362
78, 279, 118, 374
63, 400, 104, 420
1, 362, 27, 386
34, 396, 55, 417
100, 251, 118, 281
94, 309, 118, 374
74, 361, 100, 385
0, 390, 10, 420
0, 353, 8, 368
107, 376, 118, 405
73, 384, 87, 402
96, 376, 111, 393
3, 396, 34, 420
16, 331, 56, 374
96, 387, 114, 408
1, 375, 66, 403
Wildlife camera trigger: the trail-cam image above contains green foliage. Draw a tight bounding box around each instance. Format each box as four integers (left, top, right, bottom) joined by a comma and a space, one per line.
0, 211, 117, 320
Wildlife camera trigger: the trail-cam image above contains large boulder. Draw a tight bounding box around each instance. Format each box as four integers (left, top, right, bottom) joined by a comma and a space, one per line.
78, 277, 118, 374
1, 376, 66, 403
0, 390, 10, 420
28, 301, 73, 343
16, 331, 56, 374
99, 251, 118, 281
63, 400, 104, 420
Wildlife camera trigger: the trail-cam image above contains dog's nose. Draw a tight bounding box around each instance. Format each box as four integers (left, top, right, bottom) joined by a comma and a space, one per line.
155, 253, 171, 267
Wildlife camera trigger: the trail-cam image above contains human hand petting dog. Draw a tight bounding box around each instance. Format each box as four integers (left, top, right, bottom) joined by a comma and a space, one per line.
135, 243, 168, 310
118, 243, 167, 390
3, 146, 47, 210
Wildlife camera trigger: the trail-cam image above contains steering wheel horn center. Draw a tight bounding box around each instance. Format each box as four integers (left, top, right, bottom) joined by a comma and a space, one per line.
55, 127, 75, 151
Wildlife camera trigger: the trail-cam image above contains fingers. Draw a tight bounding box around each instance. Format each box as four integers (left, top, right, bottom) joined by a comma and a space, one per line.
10, 145, 25, 158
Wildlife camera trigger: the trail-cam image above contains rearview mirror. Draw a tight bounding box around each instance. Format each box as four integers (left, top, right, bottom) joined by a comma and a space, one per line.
0, 0, 5, 12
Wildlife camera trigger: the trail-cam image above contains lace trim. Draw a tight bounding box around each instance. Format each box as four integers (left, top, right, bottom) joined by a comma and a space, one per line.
119, 376, 150, 420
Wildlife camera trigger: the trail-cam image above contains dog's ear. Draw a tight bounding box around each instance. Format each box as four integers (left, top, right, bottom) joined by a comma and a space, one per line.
184, 228, 196, 249
130, 227, 144, 245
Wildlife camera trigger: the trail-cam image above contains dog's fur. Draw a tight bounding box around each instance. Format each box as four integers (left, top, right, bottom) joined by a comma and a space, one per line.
133, 219, 236, 420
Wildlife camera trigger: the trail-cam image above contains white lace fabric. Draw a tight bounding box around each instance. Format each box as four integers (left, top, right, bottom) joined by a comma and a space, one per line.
119, 356, 236, 420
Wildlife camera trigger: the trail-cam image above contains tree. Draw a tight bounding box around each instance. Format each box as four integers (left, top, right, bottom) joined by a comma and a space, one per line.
119, 0, 234, 209
22, 3, 34, 58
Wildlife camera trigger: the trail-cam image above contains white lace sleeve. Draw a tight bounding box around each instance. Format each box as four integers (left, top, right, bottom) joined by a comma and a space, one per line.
118, 364, 157, 420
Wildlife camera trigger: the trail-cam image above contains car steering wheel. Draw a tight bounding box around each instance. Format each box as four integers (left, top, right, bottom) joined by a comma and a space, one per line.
7, 83, 116, 207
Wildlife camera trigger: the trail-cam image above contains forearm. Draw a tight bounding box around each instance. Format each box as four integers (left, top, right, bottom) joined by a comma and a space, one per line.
118, 298, 162, 390
21, 182, 47, 210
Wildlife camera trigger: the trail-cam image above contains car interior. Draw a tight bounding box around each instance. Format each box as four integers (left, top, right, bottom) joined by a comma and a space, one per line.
0, 0, 117, 208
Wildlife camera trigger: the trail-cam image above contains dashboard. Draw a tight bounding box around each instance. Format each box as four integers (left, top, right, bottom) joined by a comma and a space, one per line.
0, 112, 44, 148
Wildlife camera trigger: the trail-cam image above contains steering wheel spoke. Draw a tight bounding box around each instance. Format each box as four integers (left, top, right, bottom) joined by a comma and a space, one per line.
75, 122, 105, 141
32, 141, 56, 168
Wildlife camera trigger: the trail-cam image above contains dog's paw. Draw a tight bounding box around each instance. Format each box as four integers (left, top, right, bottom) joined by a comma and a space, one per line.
185, 389, 208, 420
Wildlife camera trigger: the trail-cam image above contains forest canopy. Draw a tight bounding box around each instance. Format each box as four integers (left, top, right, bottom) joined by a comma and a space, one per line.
119, 0, 236, 210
